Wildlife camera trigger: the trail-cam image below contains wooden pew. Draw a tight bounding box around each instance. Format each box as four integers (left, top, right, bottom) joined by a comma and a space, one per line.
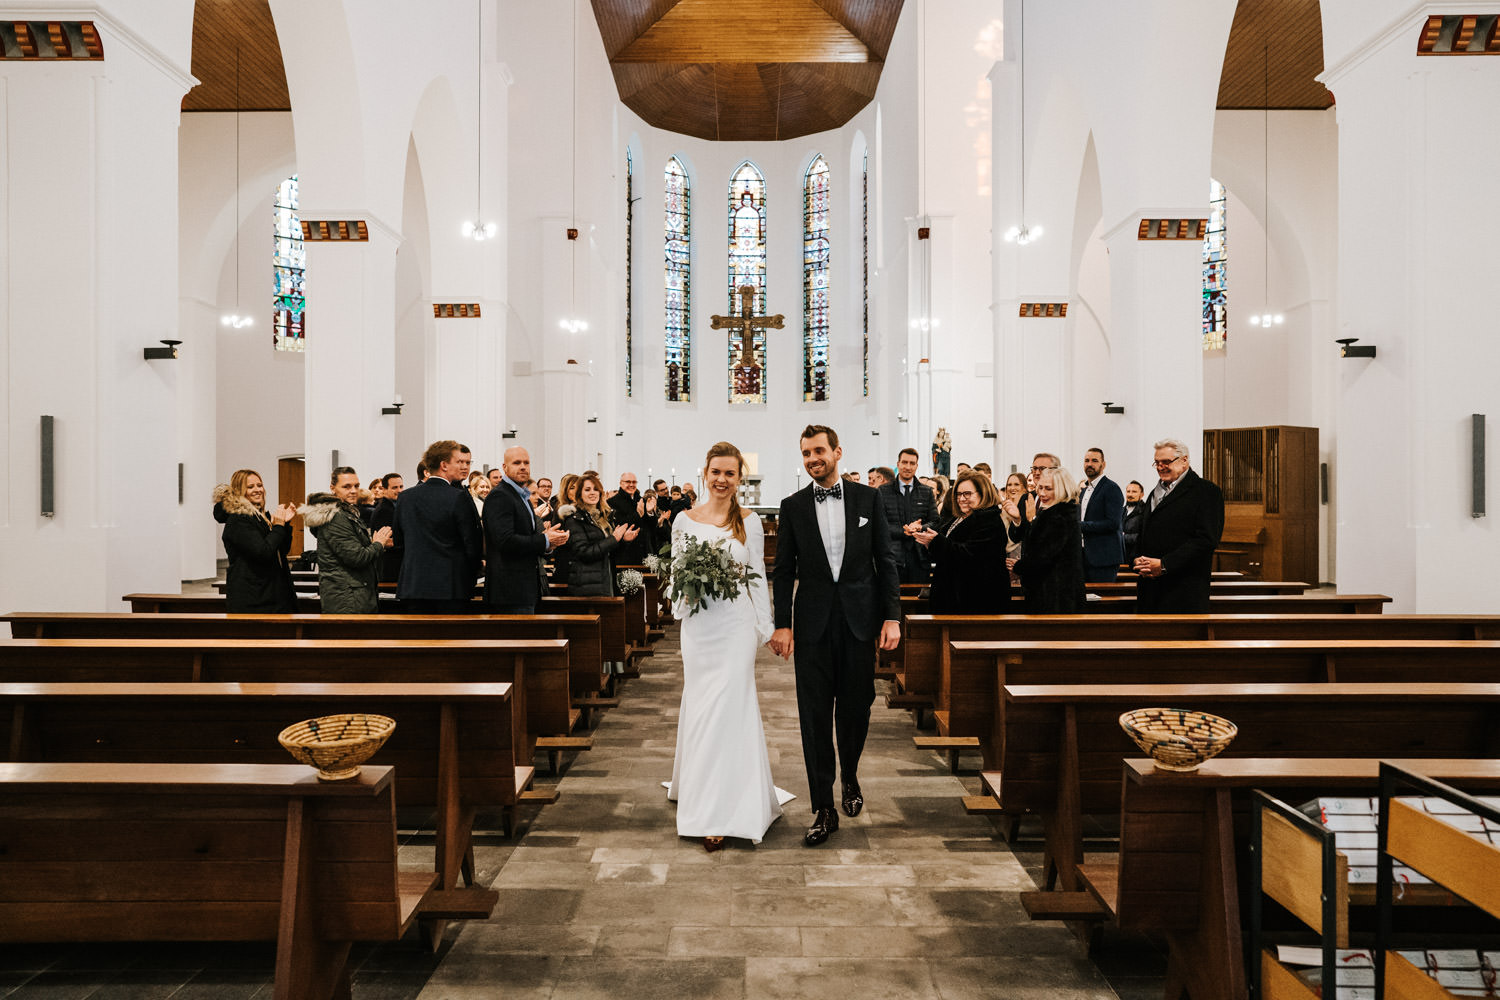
4, 612, 608, 716
616, 565, 669, 640
0, 761, 496, 1000
0, 637, 572, 766
989, 681, 1500, 908
894, 592, 1391, 619
1054, 758, 1500, 1000
941, 634, 1500, 769
0, 681, 531, 899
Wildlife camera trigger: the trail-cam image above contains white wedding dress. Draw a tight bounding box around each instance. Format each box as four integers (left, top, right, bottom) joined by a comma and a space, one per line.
666, 510, 791, 842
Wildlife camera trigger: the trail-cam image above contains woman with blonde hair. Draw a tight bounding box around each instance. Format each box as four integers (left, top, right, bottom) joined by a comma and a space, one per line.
1012, 466, 1086, 613
467, 472, 490, 518
212, 469, 299, 613
558, 473, 638, 597
668, 441, 786, 852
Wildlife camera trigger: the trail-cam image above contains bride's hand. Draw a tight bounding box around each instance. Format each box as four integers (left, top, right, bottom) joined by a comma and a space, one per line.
767, 627, 794, 659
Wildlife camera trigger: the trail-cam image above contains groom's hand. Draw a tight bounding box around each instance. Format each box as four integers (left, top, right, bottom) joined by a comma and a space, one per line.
878, 620, 901, 651
768, 627, 794, 659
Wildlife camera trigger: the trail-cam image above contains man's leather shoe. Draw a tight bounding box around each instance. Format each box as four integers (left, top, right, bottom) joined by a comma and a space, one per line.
804, 808, 839, 846
841, 780, 863, 818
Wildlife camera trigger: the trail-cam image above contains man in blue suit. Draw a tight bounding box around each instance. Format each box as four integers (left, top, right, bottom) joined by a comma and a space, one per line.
393, 440, 483, 613
1079, 447, 1125, 583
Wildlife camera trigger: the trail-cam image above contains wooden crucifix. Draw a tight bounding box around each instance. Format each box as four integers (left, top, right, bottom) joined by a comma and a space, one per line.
711, 284, 784, 370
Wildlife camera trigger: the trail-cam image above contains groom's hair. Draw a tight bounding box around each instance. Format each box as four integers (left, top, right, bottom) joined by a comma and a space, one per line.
800, 424, 839, 450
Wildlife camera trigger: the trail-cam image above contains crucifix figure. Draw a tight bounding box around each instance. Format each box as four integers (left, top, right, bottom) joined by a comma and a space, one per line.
712, 284, 784, 370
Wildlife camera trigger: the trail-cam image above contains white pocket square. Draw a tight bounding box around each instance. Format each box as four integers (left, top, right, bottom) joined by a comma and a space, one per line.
858, 516, 869, 527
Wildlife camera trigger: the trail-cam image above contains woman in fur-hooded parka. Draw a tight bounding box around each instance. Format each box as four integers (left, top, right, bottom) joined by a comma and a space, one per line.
299, 492, 384, 613
213, 483, 296, 613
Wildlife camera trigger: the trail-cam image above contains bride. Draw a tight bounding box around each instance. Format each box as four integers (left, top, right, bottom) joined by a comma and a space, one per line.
667, 441, 787, 851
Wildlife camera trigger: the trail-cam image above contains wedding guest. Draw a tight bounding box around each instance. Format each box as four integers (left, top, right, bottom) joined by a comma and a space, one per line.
844, 471, 861, 484
537, 477, 560, 516
213, 469, 298, 613
931, 474, 952, 512
394, 440, 483, 613
561, 473, 639, 596
1079, 448, 1125, 583
1008, 452, 1059, 548
1012, 466, 1086, 613
973, 462, 992, 479
361, 479, 383, 526
912, 470, 1009, 614
999, 471, 1027, 586
1133, 438, 1225, 612
487, 467, 505, 490
551, 473, 583, 585
607, 472, 653, 566
300, 467, 393, 613
866, 468, 887, 489
879, 448, 938, 584
415, 461, 428, 483
371, 473, 404, 582
467, 472, 490, 519
1122, 479, 1147, 563
483, 446, 568, 614
956, 462, 973, 477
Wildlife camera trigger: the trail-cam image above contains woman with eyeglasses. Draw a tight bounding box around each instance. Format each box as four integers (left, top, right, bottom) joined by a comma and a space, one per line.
1012, 466, 1087, 613
911, 470, 1010, 614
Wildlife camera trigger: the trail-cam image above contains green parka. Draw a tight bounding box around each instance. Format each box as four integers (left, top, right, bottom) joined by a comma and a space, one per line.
300, 493, 384, 613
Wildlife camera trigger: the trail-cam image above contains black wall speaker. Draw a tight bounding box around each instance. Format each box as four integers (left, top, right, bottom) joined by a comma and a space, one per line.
1320, 463, 1329, 505
1474, 414, 1486, 518
40, 416, 55, 517
331, 450, 340, 475
178, 463, 185, 505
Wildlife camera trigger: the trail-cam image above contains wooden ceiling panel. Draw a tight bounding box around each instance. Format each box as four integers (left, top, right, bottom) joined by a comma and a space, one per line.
594, 0, 902, 140
1217, 0, 1332, 110
182, 0, 290, 112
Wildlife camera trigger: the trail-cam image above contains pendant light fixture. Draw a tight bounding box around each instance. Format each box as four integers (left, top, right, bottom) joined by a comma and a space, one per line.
221, 48, 253, 329
1248, 43, 1283, 328
558, 0, 588, 333
1002, 0, 1042, 246
462, 0, 496, 241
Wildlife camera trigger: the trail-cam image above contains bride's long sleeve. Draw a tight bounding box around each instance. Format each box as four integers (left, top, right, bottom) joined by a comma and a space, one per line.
747, 512, 773, 645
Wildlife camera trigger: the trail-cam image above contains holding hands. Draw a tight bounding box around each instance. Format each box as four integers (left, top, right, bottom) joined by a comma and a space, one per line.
767, 626, 794, 659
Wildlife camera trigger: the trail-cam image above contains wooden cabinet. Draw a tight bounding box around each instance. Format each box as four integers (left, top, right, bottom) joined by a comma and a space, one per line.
1202, 426, 1319, 583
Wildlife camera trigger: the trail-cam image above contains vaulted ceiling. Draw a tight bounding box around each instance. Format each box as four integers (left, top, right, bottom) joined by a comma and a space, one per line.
590, 0, 904, 141
1217, 0, 1333, 110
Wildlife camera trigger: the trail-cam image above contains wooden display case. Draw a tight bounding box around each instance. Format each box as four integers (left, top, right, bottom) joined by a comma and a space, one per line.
1202, 426, 1319, 582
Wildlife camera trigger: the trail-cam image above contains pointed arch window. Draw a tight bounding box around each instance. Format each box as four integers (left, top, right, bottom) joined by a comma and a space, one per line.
802, 155, 831, 402
273, 175, 305, 352
862, 149, 869, 397
664, 156, 692, 402
728, 162, 767, 404
625, 148, 633, 397
1202, 178, 1227, 351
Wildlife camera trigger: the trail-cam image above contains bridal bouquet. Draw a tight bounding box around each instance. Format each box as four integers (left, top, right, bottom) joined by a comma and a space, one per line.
668, 536, 760, 617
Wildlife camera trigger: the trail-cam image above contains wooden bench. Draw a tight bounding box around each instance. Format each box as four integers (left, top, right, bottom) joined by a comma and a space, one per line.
893, 592, 1391, 620
989, 681, 1500, 908
944, 637, 1500, 771
0, 761, 496, 999
0, 637, 575, 765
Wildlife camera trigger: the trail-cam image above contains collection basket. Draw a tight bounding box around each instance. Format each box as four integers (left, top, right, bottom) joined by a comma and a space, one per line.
1118, 708, 1237, 772
278, 713, 396, 781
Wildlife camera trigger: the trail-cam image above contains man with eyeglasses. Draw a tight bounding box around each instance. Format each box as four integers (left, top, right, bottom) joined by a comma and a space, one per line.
607, 471, 654, 566
1132, 438, 1224, 612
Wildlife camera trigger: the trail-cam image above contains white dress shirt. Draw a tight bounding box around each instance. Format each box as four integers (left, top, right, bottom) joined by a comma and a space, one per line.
814, 485, 846, 582
1079, 477, 1097, 520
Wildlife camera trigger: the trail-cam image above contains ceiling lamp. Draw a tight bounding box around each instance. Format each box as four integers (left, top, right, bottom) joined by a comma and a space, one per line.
1003, 0, 1042, 247
462, 0, 495, 242
1248, 44, 1283, 328
558, 0, 587, 334
221, 49, 253, 330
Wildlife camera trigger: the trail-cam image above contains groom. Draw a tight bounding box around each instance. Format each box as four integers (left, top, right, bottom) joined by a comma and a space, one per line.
769, 425, 902, 846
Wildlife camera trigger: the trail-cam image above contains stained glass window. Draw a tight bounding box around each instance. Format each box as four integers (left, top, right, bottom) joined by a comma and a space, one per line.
802, 156, 831, 402
862, 149, 869, 397
1202, 178, 1227, 351
664, 157, 691, 402
728, 161, 767, 404
273, 175, 306, 352
625, 149, 633, 397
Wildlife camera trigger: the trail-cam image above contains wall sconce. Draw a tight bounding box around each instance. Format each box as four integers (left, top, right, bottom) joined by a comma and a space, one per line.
871, 430, 880, 436
587, 413, 598, 424
501, 425, 518, 439
381, 395, 404, 416
1102, 401, 1125, 414
981, 423, 998, 440
1337, 338, 1376, 359
615, 431, 624, 437
897, 412, 909, 424
144, 339, 181, 360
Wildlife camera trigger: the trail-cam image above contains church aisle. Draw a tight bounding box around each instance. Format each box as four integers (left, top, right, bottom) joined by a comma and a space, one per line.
414, 632, 1122, 1000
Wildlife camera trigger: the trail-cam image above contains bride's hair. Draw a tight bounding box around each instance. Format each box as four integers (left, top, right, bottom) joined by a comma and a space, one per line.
704, 441, 748, 544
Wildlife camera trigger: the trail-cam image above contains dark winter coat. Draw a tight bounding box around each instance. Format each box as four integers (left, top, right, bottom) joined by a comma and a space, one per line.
606, 490, 652, 566
213, 485, 296, 614
1122, 502, 1147, 563
1013, 499, 1086, 614
926, 505, 1010, 614
560, 509, 620, 596
1135, 470, 1226, 613
301, 493, 384, 614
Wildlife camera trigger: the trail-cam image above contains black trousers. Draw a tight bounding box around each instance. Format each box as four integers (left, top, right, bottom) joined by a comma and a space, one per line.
1083, 562, 1118, 583
794, 594, 876, 813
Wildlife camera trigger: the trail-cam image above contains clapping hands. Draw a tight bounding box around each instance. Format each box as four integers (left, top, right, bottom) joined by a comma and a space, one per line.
372, 526, 394, 548
613, 523, 640, 542
270, 503, 298, 526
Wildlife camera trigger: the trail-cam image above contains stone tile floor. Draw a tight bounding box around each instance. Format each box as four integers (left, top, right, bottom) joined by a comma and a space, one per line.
0, 625, 1165, 999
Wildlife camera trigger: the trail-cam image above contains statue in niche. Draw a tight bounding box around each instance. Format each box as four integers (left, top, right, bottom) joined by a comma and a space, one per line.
932, 427, 951, 478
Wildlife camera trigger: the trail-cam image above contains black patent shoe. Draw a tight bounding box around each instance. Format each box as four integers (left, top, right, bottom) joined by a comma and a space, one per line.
841, 780, 863, 818
804, 807, 839, 846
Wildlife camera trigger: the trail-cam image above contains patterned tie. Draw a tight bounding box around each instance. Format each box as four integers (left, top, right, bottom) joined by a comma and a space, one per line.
814, 483, 843, 503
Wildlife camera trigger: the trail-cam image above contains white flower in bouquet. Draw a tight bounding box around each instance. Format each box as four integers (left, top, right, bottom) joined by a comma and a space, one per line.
668, 536, 760, 616
616, 569, 644, 595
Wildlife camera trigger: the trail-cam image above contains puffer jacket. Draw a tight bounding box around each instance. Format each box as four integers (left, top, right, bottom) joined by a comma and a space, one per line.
560, 509, 619, 596
300, 492, 384, 614
213, 485, 296, 613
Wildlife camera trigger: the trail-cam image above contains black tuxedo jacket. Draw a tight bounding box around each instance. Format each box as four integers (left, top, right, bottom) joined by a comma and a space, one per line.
393, 477, 482, 601
771, 481, 901, 643
1135, 469, 1225, 613
482, 480, 550, 608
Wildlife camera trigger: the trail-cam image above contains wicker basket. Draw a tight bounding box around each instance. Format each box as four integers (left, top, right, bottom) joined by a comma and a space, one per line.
1118, 708, 1237, 772
278, 714, 396, 781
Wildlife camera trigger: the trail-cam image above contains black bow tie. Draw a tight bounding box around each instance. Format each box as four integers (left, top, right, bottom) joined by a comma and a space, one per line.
814, 483, 843, 503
